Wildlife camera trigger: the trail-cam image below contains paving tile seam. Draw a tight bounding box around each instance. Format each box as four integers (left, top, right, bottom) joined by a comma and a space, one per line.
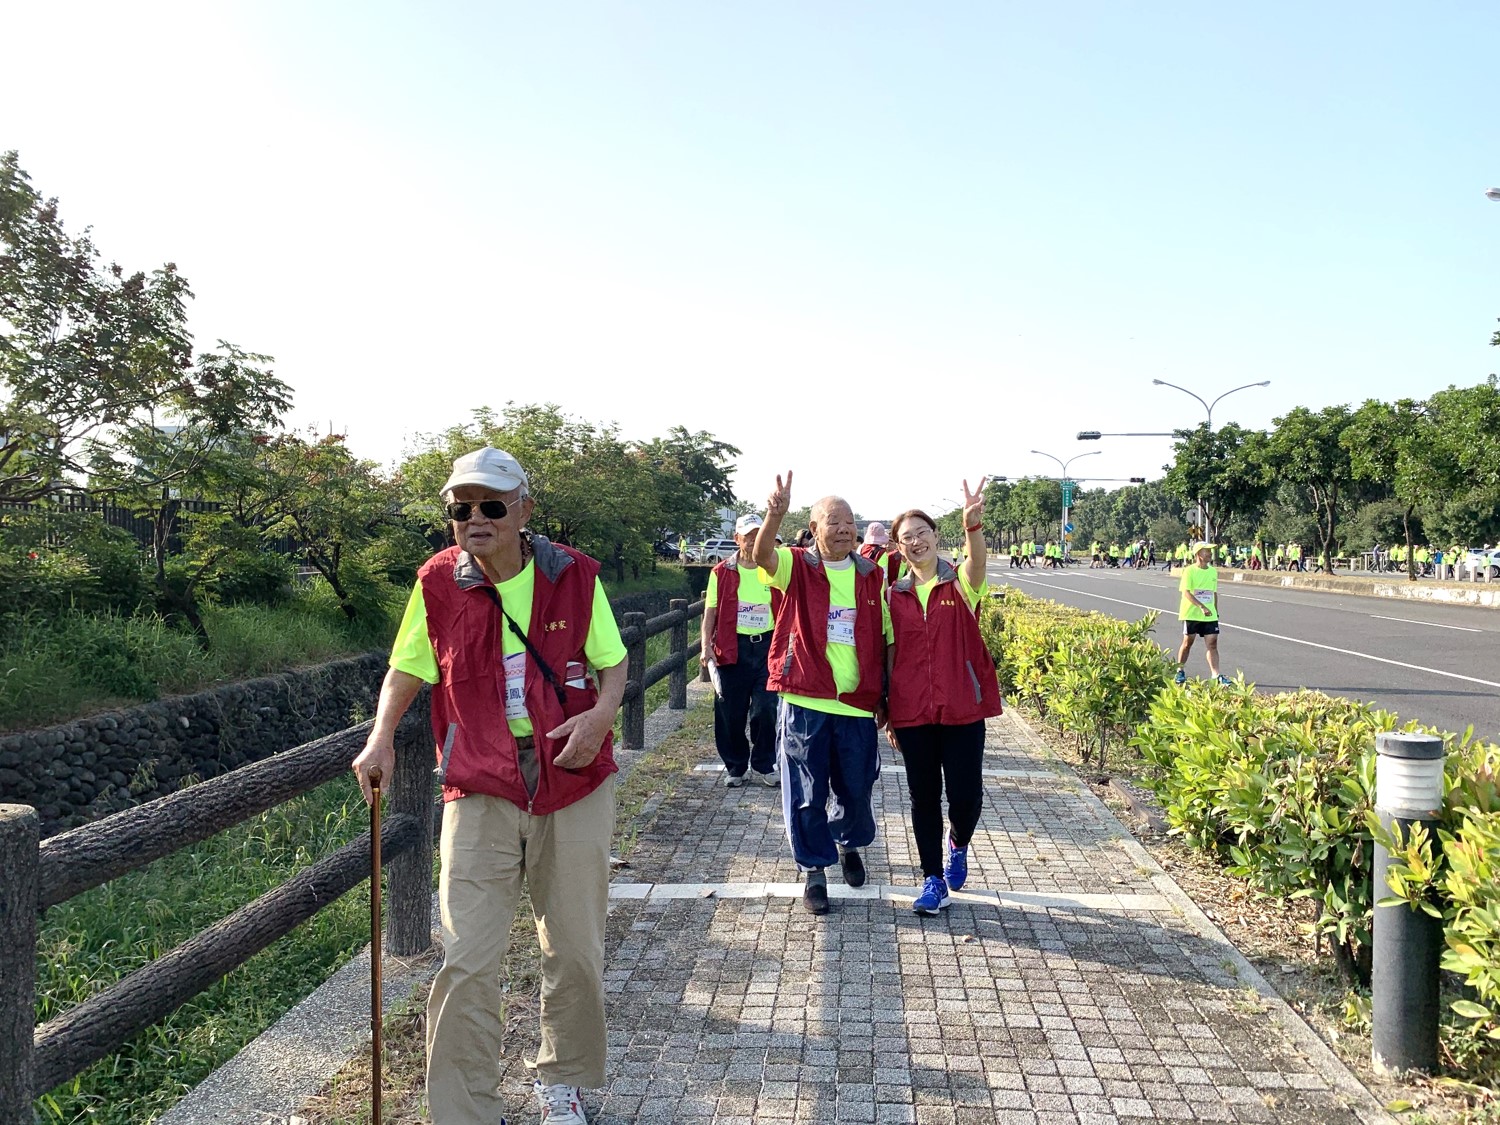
609, 882, 1171, 913
1020, 710, 1397, 1125
691, 762, 1068, 783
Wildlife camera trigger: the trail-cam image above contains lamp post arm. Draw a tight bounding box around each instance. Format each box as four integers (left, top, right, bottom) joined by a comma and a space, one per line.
1153, 379, 1211, 424
1206, 381, 1271, 429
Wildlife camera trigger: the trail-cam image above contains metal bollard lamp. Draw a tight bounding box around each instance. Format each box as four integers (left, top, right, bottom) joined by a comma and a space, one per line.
1371, 731, 1445, 1075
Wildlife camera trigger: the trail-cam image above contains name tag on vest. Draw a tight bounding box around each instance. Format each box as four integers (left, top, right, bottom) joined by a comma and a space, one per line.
503, 651, 527, 719
737, 602, 770, 632
827, 605, 857, 647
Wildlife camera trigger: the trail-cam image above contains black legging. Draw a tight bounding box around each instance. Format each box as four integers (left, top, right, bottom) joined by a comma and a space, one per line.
894, 720, 986, 878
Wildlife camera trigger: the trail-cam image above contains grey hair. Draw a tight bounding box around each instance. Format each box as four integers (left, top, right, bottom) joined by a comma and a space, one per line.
810, 495, 852, 525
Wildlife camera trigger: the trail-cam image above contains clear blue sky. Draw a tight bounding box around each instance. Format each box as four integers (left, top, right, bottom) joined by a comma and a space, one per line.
5, 2, 1498, 516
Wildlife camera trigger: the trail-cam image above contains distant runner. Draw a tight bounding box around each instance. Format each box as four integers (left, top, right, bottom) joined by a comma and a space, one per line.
1174, 541, 1231, 686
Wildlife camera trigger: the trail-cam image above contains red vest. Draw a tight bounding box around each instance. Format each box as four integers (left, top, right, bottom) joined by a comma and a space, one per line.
766, 548, 886, 713
711, 554, 784, 665
886, 562, 1003, 728
417, 537, 616, 814
861, 543, 903, 584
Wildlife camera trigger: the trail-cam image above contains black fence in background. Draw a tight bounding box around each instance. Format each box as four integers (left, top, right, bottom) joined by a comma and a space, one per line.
0, 493, 300, 557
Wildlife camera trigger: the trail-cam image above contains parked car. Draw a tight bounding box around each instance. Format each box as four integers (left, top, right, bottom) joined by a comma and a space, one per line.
1462, 549, 1500, 580
698, 538, 738, 563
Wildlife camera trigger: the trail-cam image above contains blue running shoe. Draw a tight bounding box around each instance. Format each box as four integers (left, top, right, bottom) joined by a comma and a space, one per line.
1216, 675, 1233, 687
945, 836, 969, 891
1173, 668, 1187, 685
912, 875, 950, 916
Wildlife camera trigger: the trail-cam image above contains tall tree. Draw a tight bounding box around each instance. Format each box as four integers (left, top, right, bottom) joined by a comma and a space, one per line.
1162, 423, 1273, 543
1, 151, 195, 502
1266, 405, 1355, 573
1344, 398, 1448, 579
86, 343, 290, 639
636, 426, 741, 547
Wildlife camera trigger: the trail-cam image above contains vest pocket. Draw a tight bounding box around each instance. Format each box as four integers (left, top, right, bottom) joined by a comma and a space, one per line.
781, 636, 796, 679
965, 661, 982, 704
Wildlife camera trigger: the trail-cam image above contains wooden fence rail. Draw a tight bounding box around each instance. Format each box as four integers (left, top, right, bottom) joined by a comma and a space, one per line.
0, 595, 704, 1118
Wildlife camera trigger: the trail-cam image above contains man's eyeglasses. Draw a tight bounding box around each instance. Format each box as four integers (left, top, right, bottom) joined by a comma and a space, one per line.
445, 499, 508, 522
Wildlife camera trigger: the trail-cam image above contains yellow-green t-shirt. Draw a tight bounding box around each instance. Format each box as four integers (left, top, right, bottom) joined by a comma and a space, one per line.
389, 566, 628, 736
705, 564, 776, 634
915, 567, 985, 613
760, 546, 892, 718
1178, 564, 1219, 622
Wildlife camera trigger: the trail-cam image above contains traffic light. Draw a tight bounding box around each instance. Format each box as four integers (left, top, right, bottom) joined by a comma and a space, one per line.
1129, 477, 1146, 483
1076, 431, 1102, 441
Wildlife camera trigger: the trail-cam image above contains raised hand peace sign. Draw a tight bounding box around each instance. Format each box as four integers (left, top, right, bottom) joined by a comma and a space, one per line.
767, 471, 794, 520
961, 478, 985, 530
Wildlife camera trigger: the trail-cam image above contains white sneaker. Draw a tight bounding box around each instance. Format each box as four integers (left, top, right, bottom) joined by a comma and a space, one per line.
535, 1080, 589, 1124
723, 771, 747, 788
753, 768, 780, 788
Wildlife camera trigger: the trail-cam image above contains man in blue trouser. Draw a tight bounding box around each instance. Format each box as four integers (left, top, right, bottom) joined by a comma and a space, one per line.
752, 471, 891, 915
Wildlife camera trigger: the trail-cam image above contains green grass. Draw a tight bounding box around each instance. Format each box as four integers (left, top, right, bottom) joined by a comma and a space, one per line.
0, 586, 399, 732
0, 569, 690, 734
33, 772, 383, 1125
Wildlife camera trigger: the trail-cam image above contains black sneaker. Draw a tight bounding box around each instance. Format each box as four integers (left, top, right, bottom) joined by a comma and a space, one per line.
839, 847, 866, 888
803, 870, 829, 915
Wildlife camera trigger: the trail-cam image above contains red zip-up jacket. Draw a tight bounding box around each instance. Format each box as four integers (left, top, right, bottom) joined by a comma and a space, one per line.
886, 561, 1003, 728
765, 548, 886, 713
418, 536, 616, 813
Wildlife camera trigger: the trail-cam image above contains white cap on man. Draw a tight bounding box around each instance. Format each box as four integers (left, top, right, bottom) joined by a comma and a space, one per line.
441, 446, 528, 498
735, 513, 764, 536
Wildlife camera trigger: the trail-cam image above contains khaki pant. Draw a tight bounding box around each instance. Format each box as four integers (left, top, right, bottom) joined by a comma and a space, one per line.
426, 777, 615, 1124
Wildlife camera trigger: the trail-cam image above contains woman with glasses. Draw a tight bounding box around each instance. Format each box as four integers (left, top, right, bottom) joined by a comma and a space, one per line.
883, 480, 1003, 916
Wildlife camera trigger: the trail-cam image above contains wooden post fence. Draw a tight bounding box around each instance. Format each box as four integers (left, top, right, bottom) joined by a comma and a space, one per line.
0, 805, 38, 1124
669, 598, 689, 710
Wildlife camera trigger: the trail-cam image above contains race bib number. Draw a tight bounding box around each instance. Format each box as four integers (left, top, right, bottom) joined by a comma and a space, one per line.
503, 651, 528, 720
737, 602, 771, 632
1196, 590, 1216, 611
827, 605, 857, 647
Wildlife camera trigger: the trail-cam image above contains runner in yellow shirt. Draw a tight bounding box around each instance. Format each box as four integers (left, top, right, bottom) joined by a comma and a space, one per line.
1174, 541, 1231, 686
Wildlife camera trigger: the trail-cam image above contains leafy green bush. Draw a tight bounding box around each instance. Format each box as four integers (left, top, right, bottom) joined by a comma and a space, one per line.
1133, 682, 1405, 982
0, 511, 149, 621
208, 550, 296, 606
978, 590, 1172, 772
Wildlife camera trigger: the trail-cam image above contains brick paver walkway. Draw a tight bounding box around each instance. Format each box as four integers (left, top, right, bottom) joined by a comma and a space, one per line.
511, 684, 1389, 1125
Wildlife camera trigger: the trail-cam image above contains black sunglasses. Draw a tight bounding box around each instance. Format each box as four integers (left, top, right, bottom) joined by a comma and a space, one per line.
445, 499, 508, 522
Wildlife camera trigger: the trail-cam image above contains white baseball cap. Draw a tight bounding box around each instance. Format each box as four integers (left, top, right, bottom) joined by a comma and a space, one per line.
1194, 540, 1214, 552
735, 513, 765, 535
441, 446, 529, 497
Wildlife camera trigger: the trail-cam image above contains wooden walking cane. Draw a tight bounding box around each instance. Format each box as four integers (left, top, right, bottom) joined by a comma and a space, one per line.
369, 766, 383, 1125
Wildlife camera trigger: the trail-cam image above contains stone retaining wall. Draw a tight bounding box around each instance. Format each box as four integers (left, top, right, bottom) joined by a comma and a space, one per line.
0, 655, 389, 836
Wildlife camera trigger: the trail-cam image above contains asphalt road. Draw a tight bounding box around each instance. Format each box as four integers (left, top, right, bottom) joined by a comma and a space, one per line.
985, 560, 1500, 742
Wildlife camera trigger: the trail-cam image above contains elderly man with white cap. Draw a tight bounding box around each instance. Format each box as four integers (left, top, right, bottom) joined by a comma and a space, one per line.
701, 512, 782, 786
352, 446, 627, 1125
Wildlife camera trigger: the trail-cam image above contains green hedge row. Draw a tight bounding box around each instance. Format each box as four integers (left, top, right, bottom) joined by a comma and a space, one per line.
978, 589, 1500, 1077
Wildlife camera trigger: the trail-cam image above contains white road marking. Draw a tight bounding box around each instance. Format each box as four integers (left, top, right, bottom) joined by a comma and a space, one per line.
1221, 593, 1274, 603
998, 574, 1500, 690
608, 881, 1169, 912
1369, 615, 1481, 633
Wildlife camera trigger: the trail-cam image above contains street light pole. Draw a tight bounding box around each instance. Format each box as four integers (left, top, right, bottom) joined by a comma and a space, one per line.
1030, 449, 1102, 561
1150, 378, 1270, 538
